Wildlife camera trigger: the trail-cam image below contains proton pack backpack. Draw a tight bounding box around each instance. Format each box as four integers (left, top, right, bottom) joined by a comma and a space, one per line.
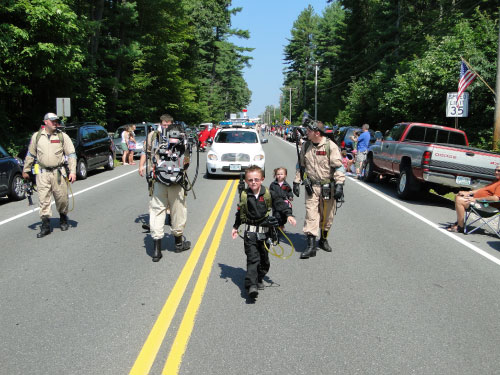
151, 129, 186, 186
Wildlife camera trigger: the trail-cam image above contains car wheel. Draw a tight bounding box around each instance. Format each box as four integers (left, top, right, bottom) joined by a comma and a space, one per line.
8, 174, 26, 201
397, 165, 419, 199
104, 153, 114, 170
361, 157, 376, 182
77, 159, 88, 180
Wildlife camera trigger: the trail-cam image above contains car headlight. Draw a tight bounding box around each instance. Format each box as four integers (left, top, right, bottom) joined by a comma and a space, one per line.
254, 154, 264, 161
207, 153, 218, 161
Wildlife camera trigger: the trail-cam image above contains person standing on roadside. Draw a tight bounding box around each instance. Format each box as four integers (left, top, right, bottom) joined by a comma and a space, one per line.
293, 121, 345, 259
139, 114, 191, 262
121, 125, 130, 165
355, 124, 370, 178
22, 113, 77, 238
128, 124, 137, 165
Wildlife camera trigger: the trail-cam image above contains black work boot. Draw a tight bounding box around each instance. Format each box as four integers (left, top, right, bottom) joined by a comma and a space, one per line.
174, 235, 191, 253
152, 239, 162, 262
318, 231, 332, 252
248, 285, 259, 299
37, 217, 51, 238
300, 235, 317, 259
60, 213, 69, 231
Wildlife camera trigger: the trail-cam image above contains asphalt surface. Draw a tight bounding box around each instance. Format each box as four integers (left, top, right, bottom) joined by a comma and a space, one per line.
1, 135, 500, 375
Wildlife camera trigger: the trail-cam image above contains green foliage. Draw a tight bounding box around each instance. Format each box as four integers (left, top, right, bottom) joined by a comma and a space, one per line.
0, 0, 252, 148
282, 1, 499, 149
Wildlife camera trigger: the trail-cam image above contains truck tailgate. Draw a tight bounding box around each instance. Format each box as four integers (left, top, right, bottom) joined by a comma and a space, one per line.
429, 144, 500, 178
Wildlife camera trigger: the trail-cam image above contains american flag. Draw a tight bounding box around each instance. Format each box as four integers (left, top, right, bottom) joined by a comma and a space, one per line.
457, 61, 476, 102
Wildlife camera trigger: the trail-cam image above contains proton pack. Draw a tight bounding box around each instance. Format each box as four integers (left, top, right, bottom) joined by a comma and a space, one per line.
151, 127, 187, 186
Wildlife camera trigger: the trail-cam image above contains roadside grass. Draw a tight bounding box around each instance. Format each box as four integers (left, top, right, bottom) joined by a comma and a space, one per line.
430, 189, 455, 201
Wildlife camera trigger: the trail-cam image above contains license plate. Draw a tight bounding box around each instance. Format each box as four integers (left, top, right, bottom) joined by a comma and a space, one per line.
456, 176, 471, 185
230, 164, 241, 171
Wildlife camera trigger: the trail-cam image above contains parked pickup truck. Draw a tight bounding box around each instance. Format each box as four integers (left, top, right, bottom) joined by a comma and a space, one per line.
362, 122, 500, 199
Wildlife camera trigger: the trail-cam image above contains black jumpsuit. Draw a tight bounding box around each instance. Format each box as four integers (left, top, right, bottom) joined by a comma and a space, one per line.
269, 180, 293, 226
233, 186, 293, 290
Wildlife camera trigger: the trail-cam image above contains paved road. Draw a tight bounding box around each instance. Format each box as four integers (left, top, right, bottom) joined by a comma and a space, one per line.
1, 135, 500, 375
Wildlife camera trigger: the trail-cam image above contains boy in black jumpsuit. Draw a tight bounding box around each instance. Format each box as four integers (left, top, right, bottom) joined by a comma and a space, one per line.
231, 166, 296, 299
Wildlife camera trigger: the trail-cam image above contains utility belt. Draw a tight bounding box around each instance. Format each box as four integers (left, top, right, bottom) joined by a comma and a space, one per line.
245, 224, 269, 233
309, 178, 333, 186
39, 165, 63, 173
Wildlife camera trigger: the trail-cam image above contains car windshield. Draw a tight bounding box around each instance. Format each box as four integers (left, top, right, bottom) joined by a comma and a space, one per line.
215, 131, 258, 144
65, 128, 78, 144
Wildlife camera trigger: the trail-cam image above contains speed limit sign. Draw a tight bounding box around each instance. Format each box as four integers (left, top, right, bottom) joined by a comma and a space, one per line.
446, 92, 469, 117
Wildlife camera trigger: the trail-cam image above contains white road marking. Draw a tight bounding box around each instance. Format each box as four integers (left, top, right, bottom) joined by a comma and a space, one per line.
0, 168, 138, 227
273, 133, 500, 265
349, 177, 500, 266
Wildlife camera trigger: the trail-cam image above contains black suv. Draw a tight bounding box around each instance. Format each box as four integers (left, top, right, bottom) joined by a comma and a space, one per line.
0, 144, 25, 200
64, 122, 115, 180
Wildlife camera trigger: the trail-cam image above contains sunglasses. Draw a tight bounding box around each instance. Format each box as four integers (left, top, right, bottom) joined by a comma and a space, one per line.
246, 178, 262, 183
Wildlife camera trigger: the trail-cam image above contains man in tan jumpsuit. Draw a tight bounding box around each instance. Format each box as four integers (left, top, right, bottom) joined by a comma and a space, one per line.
22, 113, 77, 238
293, 121, 345, 259
139, 114, 190, 262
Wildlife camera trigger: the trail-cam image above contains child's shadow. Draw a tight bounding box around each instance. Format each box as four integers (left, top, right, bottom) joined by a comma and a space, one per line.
218, 263, 278, 304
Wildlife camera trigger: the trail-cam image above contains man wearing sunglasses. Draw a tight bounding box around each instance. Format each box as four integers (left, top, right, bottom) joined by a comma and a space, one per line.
447, 167, 500, 233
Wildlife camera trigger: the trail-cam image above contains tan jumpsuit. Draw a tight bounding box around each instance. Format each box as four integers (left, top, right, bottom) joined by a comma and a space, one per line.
145, 131, 188, 239
23, 129, 76, 218
294, 137, 345, 237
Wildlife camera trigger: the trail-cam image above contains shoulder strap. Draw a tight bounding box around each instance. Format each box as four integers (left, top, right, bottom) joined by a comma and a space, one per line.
240, 190, 248, 223
263, 187, 272, 217
34, 130, 42, 150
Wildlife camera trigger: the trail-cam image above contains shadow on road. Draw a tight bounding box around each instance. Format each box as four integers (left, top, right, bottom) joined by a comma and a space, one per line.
218, 262, 281, 304
27, 217, 78, 232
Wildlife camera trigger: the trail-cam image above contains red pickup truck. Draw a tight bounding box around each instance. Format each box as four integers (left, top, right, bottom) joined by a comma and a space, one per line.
362, 122, 500, 199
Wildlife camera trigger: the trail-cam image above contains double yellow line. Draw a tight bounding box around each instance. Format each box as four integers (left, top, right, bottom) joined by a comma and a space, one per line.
130, 180, 238, 375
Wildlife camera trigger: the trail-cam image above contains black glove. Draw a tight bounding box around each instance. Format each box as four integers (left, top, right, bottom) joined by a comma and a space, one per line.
262, 215, 279, 227
293, 182, 300, 197
333, 184, 344, 200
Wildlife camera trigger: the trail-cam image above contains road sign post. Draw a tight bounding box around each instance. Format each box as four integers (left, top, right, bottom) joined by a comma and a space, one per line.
56, 98, 71, 118
446, 92, 469, 118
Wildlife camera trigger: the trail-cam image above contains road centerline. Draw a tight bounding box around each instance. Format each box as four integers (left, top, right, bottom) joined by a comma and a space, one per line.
161, 180, 238, 375
129, 180, 234, 375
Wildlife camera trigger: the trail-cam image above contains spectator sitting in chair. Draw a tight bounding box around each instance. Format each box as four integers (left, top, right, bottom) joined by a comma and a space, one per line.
447, 167, 500, 233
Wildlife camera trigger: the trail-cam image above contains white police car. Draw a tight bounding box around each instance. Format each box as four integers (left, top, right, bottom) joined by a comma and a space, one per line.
206, 127, 266, 176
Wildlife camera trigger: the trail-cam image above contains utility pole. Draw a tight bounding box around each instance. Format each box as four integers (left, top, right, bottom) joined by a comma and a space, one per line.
493, 12, 500, 150
279, 94, 283, 124
314, 63, 319, 121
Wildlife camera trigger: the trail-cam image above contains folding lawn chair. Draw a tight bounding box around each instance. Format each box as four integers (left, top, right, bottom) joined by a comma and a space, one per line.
463, 200, 500, 239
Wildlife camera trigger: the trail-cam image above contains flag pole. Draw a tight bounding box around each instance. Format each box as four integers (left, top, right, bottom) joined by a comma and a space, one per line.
460, 56, 496, 96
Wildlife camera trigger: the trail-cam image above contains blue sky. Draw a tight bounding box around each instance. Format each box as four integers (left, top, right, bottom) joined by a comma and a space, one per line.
229, 0, 329, 118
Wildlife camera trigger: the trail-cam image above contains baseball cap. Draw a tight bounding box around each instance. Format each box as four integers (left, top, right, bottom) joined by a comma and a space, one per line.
43, 113, 59, 121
